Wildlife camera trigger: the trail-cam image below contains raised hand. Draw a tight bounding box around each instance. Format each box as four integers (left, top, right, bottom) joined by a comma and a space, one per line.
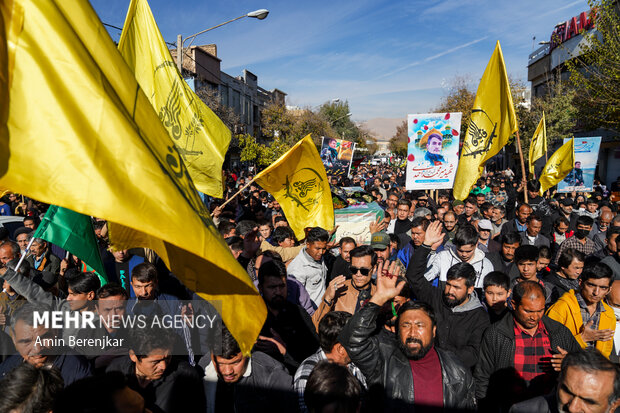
424, 220, 445, 249
324, 275, 347, 303
581, 319, 614, 342
370, 260, 405, 306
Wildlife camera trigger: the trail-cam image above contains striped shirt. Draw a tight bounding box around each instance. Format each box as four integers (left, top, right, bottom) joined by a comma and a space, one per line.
293, 348, 367, 413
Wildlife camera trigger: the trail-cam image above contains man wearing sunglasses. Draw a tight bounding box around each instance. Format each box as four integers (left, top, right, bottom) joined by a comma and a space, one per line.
312, 246, 377, 330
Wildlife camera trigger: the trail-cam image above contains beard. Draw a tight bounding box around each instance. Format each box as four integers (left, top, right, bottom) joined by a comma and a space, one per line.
268, 295, 286, 310
442, 292, 466, 308
398, 337, 433, 360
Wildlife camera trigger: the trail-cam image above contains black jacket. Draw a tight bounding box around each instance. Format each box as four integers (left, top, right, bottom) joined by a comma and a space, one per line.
339, 302, 476, 412
509, 393, 558, 413
407, 245, 490, 368
486, 251, 519, 279
540, 272, 579, 298
473, 313, 580, 409
200, 351, 295, 413
107, 355, 205, 413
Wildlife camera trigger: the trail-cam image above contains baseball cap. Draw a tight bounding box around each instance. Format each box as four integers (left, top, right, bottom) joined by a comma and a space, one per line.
561, 198, 574, 206
370, 232, 390, 250
478, 219, 493, 231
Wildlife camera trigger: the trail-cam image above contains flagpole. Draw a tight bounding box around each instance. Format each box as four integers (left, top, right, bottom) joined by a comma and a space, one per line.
12, 237, 36, 274
219, 179, 255, 209
515, 130, 528, 203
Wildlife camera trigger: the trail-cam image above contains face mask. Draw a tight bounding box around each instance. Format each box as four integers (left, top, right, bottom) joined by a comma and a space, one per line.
575, 228, 589, 239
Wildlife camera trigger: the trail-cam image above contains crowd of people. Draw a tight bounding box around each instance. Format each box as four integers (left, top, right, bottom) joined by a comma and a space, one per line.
0, 163, 620, 413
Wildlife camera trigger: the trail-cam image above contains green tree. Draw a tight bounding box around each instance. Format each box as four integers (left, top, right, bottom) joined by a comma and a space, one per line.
389, 120, 408, 156
237, 134, 291, 168
566, 0, 620, 130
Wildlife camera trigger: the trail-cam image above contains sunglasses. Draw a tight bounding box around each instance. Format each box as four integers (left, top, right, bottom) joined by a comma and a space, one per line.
350, 266, 371, 276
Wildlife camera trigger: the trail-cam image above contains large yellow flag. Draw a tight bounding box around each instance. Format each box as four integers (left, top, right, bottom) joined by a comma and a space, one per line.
529, 112, 547, 177
539, 139, 574, 195
0, 0, 264, 353
118, 0, 230, 198
453, 41, 518, 200
254, 135, 334, 240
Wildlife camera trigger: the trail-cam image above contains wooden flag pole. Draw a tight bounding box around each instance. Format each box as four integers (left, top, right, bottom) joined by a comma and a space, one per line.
515, 130, 528, 204
219, 179, 255, 209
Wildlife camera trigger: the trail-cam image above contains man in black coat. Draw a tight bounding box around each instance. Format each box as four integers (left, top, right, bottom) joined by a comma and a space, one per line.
406, 221, 490, 369
200, 326, 295, 413
474, 281, 581, 412
339, 260, 475, 412
486, 232, 522, 279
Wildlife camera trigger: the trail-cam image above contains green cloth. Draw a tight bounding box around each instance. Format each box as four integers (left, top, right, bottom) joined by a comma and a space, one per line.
34, 205, 107, 285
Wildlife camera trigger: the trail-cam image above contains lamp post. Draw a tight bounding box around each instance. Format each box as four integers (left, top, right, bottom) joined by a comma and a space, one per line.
176, 9, 269, 75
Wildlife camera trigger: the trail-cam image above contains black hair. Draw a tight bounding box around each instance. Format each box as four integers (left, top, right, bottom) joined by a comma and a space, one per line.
218, 221, 236, 237
318, 311, 352, 353
483, 271, 510, 291
338, 237, 356, 248
538, 246, 551, 260
0, 363, 63, 413
272, 226, 296, 245
513, 245, 539, 264
580, 262, 613, 283
66, 271, 101, 294
128, 324, 175, 359
304, 361, 361, 413
215, 324, 241, 359
512, 280, 546, 306
131, 262, 158, 284
558, 248, 585, 269
446, 262, 476, 288
236, 220, 257, 238
273, 216, 288, 225
526, 214, 543, 224
559, 348, 620, 406
480, 202, 494, 213
256, 219, 271, 229
410, 217, 430, 231
23, 215, 40, 227
464, 197, 477, 207
397, 300, 437, 327
527, 180, 541, 192
554, 216, 570, 227
96, 283, 129, 300
607, 226, 620, 240
388, 233, 401, 249
397, 199, 412, 208
307, 227, 329, 243
577, 215, 594, 228
349, 245, 377, 267
453, 225, 479, 247
258, 259, 287, 286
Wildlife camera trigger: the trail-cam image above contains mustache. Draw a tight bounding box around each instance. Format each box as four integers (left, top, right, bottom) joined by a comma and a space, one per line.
405, 338, 423, 346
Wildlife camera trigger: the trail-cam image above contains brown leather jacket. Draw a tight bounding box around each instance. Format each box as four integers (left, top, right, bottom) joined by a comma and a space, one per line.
311, 279, 375, 330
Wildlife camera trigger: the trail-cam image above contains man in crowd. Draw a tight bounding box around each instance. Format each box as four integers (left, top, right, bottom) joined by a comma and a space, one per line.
107, 327, 205, 413
490, 205, 507, 238
483, 271, 512, 323
520, 215, 550, 248
554, 215, 597, 264
201, 325, 294, 412
256, 260, 319, 374
547, 262, 616, 358
477, 219, 501, 253
409, 221, 490, 368
329, 237, 356, 282
474, 281, 580, 410
396, 217, 430, 268
543, 248, 585, 296
287, 227, 329, 306
25, 236, 61, 274
387, 199, 412, 236
486, 232, 521, 278
500, 203, 532, 238
339, 265, 475, 410
589, 226, 620, 262
442, 210, 459, 243
312, 245, 377, 328
510, 348, 620, 413
425, 224, 492, 290
295, 311, 366, 413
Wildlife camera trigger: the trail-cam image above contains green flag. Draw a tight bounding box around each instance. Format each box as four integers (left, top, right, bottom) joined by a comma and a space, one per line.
34, 206, 107, 285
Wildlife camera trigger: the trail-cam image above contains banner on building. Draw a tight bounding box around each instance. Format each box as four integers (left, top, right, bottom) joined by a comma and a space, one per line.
406, 113, 461, 190
320, 137, 355, 177
557, 137, 601, 193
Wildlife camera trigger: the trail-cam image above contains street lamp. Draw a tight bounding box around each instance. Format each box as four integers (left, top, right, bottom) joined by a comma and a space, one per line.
176, 9, 269, 74
330, 112, 352, 125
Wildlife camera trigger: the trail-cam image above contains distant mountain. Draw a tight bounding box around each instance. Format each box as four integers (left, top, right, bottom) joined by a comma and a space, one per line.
360, 118, 405, 142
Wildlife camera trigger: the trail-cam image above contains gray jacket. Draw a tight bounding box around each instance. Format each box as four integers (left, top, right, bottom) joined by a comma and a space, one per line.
287, 248, 327, 306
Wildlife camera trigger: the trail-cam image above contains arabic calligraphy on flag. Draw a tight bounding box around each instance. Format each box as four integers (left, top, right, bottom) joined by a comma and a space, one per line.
405, 113, 462, 190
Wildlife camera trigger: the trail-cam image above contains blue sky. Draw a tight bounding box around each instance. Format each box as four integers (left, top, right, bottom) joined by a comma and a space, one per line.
91, 0, 588, 122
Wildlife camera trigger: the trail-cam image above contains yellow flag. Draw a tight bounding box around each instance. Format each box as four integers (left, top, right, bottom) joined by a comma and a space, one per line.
529, 112, 547, 177
0, 0, 264, 354
118, 0, 230, 198
453, 41, 518, 200
539, 139, 575, 195
254, 135, 334, 240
